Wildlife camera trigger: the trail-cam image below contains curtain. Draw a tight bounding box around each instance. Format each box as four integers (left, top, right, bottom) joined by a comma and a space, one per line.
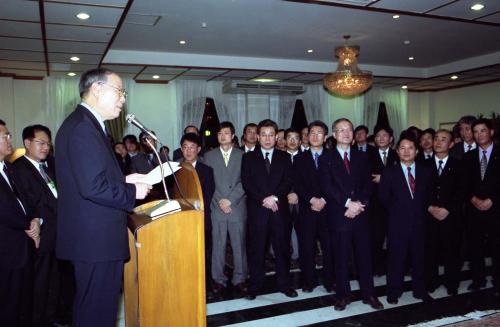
105, 78, 134, 142
44, 77, 80, 135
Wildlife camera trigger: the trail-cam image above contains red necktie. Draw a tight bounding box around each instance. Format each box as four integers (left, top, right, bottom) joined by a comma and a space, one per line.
407, 166, 415, 196
343, 152, 351, 175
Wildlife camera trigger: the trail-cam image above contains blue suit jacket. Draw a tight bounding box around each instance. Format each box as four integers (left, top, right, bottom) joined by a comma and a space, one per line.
55, 105, 136, 262
319, 148, 373, 231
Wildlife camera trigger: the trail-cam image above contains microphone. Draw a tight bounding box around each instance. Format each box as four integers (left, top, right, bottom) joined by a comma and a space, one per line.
126, 114, 158, 141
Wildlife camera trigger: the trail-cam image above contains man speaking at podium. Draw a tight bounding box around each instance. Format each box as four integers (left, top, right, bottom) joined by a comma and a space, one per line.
55, 68, 151, 327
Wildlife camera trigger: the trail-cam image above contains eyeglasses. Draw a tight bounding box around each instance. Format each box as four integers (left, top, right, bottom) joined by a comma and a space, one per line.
32, 138, 52, 148
0, 133, 12, 141
98, 82, 128, 99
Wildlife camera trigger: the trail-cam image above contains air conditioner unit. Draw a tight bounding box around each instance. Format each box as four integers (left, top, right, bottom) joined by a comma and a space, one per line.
223, 80, 305, 95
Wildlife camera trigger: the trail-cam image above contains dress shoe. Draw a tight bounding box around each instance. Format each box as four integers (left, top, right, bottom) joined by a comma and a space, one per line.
281, 288, 298, 298
467, 280, 486, 291
324, 285, 335, 293
414, 293, 434, 303
212, 282, 226, 295
386, 296, 398, 305
302, 286, 314, 293
245, 293, 256, 300
446, 288, 458, 296
233, 282, 248, 298
362, 296, 384, 310
334, 298, 351, 311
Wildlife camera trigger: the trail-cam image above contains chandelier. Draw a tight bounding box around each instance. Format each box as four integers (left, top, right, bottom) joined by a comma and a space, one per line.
323, 35, 373, 97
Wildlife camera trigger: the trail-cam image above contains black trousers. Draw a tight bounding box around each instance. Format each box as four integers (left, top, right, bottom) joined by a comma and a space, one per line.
72, 260, 124, 327
425, 216, 461, 291
369, 200, 388, 274
32, 250, 59, 326
0, 263, 33, 327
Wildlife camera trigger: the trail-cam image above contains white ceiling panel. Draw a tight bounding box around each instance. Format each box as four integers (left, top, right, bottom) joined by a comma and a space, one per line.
459, 75, 500, 82
186, 69, 227, 76
478, 12, 500, 24
222, 70, 264, 78
45, 0, 128, 6
47, 40, 107, 54
44, 2, 123, 27
381, 78, 420, 85
371, 0, 451, 13
0, 37, 44, 51
141, 67, 188, 75
0, 21, 41, 38
104, 65, 144, 73
176, 75, 211, 80
50, 71, 82, 78
0, 0, 40, 21
0, 49, 44, 61
0, 68, 46, 77
259, 72, 304, 79
460, 65, 500, 75
48, 53, 101, 64
136, 73, 172, 81
46, 24, 113, 42
0, 60, 46, 70
290, 73, 324, 81
430, 0, 500, 19
50, 63, 99, 72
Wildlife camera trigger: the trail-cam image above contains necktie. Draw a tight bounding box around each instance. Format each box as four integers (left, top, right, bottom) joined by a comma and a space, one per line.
467, 144, 472, 152
407, 166, 415, 197
39, 163, 50, 183
426, 154, 431, 159
480, 150, 487, 180
343, 151, 351, 174
265, 152, 271, 174
382, 151, 387, 167
438, 160, 443, 176
359, 146, 362, 151
223, 151, 229, 167
313, 152, 319, 169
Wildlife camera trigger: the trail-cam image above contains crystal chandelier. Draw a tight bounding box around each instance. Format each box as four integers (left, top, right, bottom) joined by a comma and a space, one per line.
323, 35, 373, 97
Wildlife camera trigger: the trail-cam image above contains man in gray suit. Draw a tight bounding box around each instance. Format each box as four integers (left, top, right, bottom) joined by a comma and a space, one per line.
204, 121, 248, 298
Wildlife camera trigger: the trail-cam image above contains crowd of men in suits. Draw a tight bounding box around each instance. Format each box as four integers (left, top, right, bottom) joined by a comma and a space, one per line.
1, 69, 499, 326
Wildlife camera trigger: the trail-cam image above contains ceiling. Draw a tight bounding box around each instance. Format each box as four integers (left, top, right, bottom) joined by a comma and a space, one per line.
1, 0, 500, 91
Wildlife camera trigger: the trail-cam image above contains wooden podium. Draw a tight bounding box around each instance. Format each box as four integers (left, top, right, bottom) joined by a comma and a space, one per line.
124, 162, 206, 327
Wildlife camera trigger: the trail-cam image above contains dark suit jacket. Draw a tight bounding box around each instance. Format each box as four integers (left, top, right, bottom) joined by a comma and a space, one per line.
462, 145, 500, 214
241, 149, 292, 219
0, 162, 32, 269
425, 156, 465, 218
129, 151, 167, 174
55, 105, 136, 262
194, 161, 215, 224
368, 147, 398, 175
13, 155, 58, 253
292, 149, 327, 218
416, 151, 434, 163
319, 148, 373, 231
379, 162, 433, 235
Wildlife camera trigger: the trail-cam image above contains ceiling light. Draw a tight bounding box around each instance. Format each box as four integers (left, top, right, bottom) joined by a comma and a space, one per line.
450, 75, 458, 80
76, 12, 90, 20
307, 49, 314, 53
393, 15, 400, 19
470, 4, 484, 11
408, 56, 414, 61
201, 22, 207, 28
401, 85, 408, 89
252, 78, 280, 83
179, 40, 187, 45
152, 75, 160, 79
404, 40, 411, 45
67, 72, 76, 77
70, 56, 80, 62
323, 35, 373, 97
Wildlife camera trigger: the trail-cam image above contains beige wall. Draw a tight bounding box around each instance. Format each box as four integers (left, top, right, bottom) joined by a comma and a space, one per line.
408, 81, 500, 130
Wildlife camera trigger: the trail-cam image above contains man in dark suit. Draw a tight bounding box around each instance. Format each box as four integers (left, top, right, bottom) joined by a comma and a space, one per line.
13, 125, 64, 327
425, 129, 465, 296
319, 118, 383, 311
55, 68, 151, 327
379, 134, 433, 304
293, 120, 334, 293
354, 125, 374, 153
367, 125, 398, 275
416, 128, 435, 162
241, 119, 297, 300
241, 123, 258, 153
173, 125, 200, 161
0, 119, 40, 327
179, 132, 216, 299
463, 118, 500, 293
450, 115, 477, 160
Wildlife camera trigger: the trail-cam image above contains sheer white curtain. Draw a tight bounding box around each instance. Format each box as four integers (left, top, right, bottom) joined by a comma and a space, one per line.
364, 86, 408, 139
44, 77, 80, 134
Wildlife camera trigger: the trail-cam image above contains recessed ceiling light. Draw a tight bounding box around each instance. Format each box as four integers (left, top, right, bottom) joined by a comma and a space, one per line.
67, 72, 76, 77
307, 49, 314, 53
470, 4, 484, 11
450, 75, 458, 80
76, 12, 90, 20
179, 40, 187, 45
408, 56, 414, 61
70, 56, 80, 62
401, 85, 408, 89
404, 40, 411, 45
252, 78, 280, 83
393, 15, 400, 19
201, 22, 207, 28
152, 75, 160, 79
